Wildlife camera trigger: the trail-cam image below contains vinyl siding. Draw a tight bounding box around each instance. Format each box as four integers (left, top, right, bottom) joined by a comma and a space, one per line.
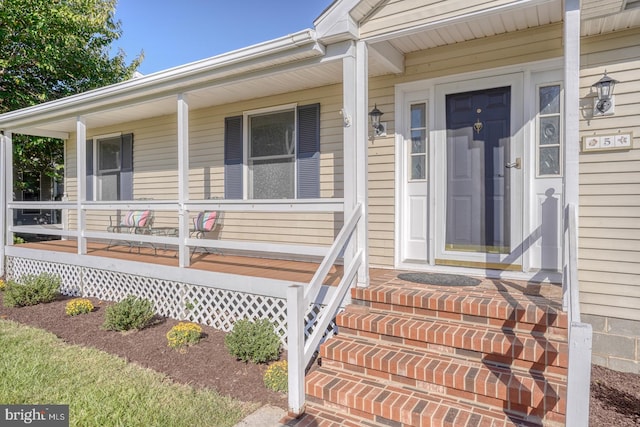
65, 84, 344, 248
578, 27, 640, 321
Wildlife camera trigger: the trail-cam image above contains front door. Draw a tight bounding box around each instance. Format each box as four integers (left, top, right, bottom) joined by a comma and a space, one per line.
435, 75, 523, 269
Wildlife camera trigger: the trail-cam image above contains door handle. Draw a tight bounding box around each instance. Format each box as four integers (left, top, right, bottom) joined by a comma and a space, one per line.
505, 157, 521, 169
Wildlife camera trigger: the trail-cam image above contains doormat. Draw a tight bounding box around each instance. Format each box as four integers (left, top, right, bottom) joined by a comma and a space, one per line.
397, 272, 481, 287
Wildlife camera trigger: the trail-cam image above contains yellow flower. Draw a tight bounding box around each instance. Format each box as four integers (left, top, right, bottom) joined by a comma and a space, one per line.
167, 322, 202, 350
65, 298, 94, 316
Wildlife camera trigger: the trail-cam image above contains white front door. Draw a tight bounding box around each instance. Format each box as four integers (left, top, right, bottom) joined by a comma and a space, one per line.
434, 74, 524, 269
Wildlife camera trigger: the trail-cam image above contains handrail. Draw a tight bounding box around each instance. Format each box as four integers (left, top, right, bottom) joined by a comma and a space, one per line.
564, 202, 592, 427
304, 203, 362, 306
567, 203, 581, 323
287, 203, 363, 416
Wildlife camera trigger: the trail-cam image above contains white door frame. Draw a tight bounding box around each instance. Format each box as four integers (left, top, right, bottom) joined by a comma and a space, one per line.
395, 59, 564, 277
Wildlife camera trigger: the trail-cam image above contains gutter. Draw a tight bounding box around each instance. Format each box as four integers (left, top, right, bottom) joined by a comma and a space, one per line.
0, 29, 323, 129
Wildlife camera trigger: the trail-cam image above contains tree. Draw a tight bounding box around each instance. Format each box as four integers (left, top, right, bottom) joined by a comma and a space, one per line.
0, 0, 143, 192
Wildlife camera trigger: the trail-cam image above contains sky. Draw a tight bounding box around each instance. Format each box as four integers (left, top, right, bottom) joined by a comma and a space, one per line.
111, 1, 332, 75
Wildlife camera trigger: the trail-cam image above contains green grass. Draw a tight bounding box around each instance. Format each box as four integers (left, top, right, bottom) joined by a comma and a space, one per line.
0, 320, 258, 427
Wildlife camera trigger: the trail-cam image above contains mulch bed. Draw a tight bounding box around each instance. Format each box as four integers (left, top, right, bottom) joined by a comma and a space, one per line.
1, 293, 639, 425
0, 294, 287, 410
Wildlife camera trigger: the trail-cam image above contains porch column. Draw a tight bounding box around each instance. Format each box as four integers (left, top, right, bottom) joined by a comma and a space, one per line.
76, 117, 87, 255
355, 40, 370, 287
0, 131, 9, 277
3, 132, 14, 258
177, 94, 190, 267
563, 0, 581, 301
342, 40, 370, 288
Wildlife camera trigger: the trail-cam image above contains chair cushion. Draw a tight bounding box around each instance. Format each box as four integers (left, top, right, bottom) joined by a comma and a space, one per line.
121, 210, 151, 227
194, 211, 217, 232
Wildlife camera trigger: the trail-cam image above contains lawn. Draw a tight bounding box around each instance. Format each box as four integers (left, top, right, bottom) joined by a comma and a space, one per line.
0, 319, 258, 427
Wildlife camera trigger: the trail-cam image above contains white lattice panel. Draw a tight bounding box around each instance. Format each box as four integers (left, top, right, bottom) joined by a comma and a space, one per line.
6, 257, 82, 296
183, 285, 288, 337
82, 268, 183, 319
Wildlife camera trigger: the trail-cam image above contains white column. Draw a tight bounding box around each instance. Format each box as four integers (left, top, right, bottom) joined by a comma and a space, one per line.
177, 94, 190, 267
0, 132, 8, 276
3, 132, 14, 258
343, 43, 357, 277
563, 0, 581, 303
76, 117, 87, 255
355, 40, 370, 287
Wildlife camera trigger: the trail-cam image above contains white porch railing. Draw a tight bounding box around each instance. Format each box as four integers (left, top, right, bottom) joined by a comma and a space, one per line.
286, 202, 363, 416
564, 203, 592, 427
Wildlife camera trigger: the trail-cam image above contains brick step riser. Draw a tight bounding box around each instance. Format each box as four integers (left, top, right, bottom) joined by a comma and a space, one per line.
321, 358, 565, 420
305, 369, 540, 427
353, 300, 569, 338
351, 290, 569, 331
336, 315, 569, 370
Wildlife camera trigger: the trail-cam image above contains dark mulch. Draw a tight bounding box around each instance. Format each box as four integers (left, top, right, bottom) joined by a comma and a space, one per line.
590, 364, 640, 426
1, 293, 639, 425
0, 293, 287, 410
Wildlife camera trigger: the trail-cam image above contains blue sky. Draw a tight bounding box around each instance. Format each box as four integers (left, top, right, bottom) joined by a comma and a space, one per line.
112, 1, 332, 75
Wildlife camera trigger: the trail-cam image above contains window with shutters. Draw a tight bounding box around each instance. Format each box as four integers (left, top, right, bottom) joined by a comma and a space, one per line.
224, 103, 320, 200
87, 133, 133, 201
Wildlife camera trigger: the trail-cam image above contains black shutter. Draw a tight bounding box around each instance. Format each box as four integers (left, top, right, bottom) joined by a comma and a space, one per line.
224, 116, 243, 199
119, 133, 134, 200
296, 103, 320, 198
85, 139, 93, 201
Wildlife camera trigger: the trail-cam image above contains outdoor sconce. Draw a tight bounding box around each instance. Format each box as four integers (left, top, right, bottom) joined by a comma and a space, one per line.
592, 71, 619, 116
369, 104, 387, 137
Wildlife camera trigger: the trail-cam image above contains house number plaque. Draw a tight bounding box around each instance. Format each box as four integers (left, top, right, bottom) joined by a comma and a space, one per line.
582, 132, 632, 152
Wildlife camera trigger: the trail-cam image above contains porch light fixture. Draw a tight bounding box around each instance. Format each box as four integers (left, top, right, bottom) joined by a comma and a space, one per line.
592, 71, 619, 116
369, 104, 386, 137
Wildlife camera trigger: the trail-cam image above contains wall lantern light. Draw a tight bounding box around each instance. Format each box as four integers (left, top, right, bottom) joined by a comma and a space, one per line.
369, 104, 386, 137
592, 71, 619, 116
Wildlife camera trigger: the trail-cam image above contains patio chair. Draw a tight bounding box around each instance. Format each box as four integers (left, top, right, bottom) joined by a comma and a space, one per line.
190, 210, 223, 258
106, 209, 155, 253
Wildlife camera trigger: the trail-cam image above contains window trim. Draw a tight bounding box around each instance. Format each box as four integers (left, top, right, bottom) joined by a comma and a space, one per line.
91, 132, 123, 201
243, 103, 298, 200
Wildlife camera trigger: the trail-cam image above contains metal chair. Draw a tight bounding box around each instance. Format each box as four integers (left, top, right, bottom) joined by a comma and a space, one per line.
189, 210, 223, 258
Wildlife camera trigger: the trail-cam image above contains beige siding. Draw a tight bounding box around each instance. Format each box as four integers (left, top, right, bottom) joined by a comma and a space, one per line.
65, 84, 345, 248
578, 28, 640, 321
360, 0, 517, 39
365, 24, 563, 267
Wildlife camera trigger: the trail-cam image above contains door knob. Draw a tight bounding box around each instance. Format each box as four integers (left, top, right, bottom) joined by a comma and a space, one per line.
505, 157, 521, 169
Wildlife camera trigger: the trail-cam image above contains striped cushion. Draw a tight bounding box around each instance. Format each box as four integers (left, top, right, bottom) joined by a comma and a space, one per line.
120, 210, 150, 227
194, 211, 217, 232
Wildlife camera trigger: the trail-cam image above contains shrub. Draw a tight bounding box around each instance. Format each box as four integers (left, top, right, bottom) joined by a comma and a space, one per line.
166, 322, 202, 351
102, 295, 155, 331
3, 273, 61, 307
263, 360, 288, 393
224, 318, 281, 364
13, 235, 25, 244
65, 298, 94, 316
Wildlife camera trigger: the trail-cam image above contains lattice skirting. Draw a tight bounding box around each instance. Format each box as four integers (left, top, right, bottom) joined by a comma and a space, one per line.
5, 256, 335, 348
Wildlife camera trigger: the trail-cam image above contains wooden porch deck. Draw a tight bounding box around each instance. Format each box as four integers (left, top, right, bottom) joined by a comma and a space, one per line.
16, 239, 348, 286
14, 239, 563, 306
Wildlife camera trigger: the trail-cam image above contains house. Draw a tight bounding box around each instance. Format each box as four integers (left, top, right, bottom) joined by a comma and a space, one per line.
1, 0, 638, 425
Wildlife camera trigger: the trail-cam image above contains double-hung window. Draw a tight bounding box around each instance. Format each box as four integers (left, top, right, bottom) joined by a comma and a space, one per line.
249, 109, 296, 199
224, 103, 320, 200
87, 133, 134, 201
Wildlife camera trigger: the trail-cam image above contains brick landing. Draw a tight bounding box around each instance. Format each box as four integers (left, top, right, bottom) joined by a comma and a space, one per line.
283, 272, 567, 427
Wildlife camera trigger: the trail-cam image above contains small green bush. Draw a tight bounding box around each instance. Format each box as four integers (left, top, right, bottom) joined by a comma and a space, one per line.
3, 273, 61, 307
224, 318, 281, 364
264, 360, 288, 392
102, 295, 155, 331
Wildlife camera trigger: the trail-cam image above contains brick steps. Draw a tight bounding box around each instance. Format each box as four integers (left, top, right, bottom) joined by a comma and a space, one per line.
305, 367, 538, 427
319, 334, 565, 417
337, 309, 568, 374
294, 281, 568, 427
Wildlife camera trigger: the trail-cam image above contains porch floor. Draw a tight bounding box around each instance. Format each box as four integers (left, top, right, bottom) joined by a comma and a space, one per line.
14, 239, 563, 307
